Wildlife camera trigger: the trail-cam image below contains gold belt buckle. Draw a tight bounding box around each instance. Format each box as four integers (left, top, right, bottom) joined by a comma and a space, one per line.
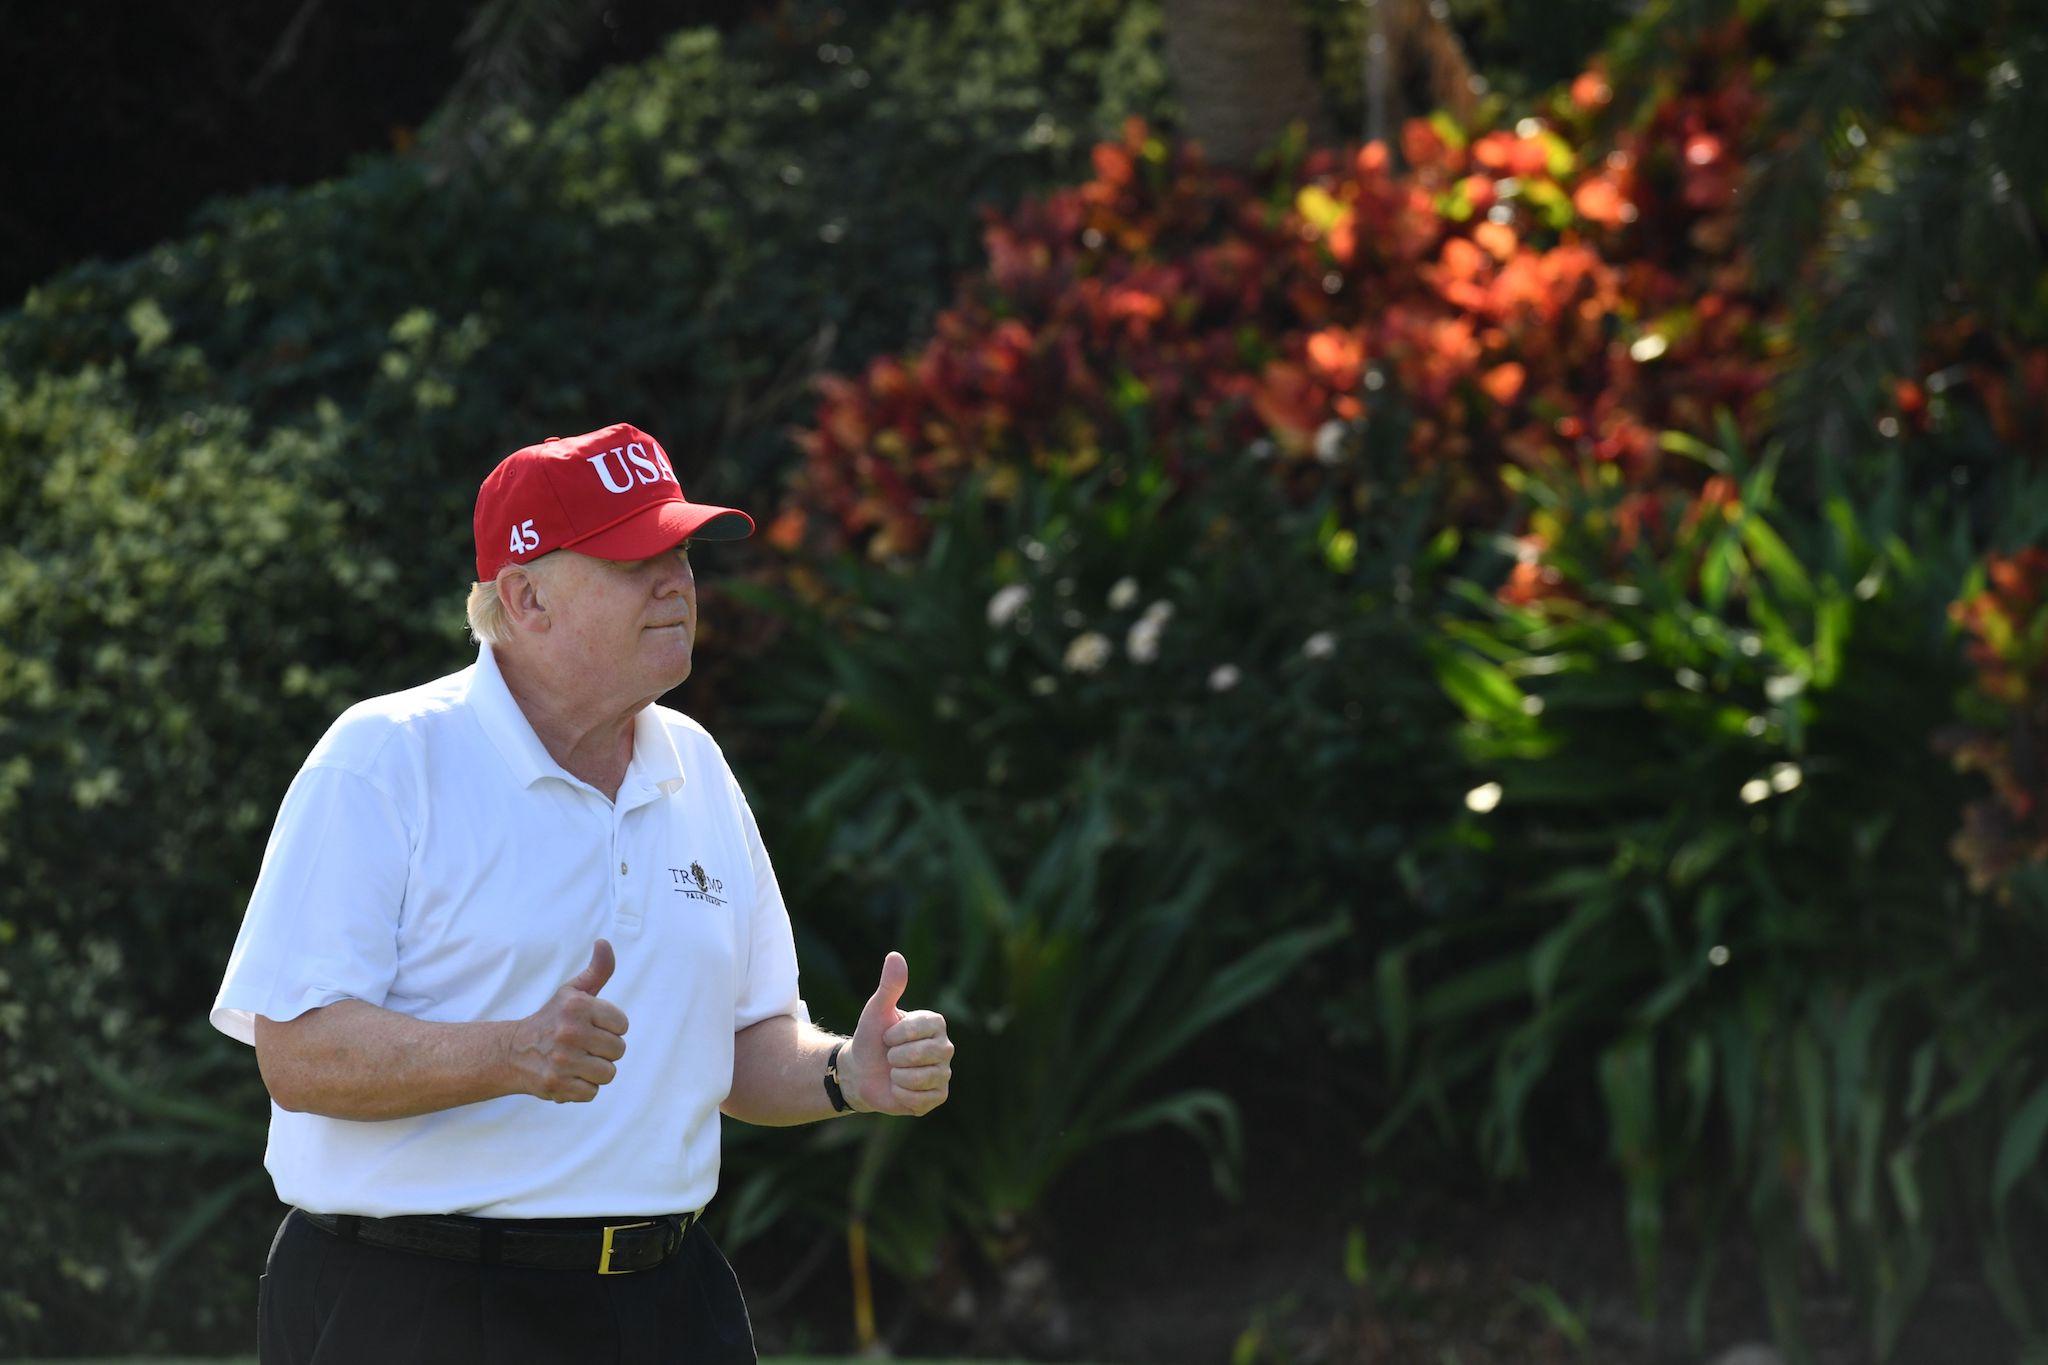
597, 1220, 655, 1274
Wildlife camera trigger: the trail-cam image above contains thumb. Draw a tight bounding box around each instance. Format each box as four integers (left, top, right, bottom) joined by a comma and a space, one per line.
869, 950, 908, 1014
566, 938, 615, 997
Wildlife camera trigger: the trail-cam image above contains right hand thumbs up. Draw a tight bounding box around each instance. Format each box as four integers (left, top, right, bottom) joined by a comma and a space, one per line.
511, 938, 631, 1104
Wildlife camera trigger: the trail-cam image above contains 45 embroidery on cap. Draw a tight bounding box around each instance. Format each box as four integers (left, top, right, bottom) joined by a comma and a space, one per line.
670, 862, 726, 906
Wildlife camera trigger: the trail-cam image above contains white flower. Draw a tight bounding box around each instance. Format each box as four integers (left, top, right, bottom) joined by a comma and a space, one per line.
1108, 576, 1140, 611
986, 584, 1031, 629
1127, 618, 1163, 663
1208, 663, 1242, 692
1314, 419, 1348, 465
1029, 675, 1058, 696
1126, 600, 1174, 663
1063, 631, 1113, 674
1302, 630, 1337, 659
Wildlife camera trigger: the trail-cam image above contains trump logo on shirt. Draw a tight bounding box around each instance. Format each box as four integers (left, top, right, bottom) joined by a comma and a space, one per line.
669, 862, 727, 906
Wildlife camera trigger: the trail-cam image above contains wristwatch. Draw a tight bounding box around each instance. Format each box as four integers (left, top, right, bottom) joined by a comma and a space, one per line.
824, 1041, 855, 1114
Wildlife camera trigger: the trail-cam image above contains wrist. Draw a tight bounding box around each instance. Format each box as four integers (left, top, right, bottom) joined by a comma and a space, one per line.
496, 1018, 534, 1099
827, 1039, 863, 1115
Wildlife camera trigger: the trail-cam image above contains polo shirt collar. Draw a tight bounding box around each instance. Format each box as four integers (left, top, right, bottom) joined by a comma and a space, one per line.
468, 643, 687, 799
629, 697, 687, 796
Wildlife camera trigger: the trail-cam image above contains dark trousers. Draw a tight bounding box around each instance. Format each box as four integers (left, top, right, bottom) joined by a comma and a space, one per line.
258, 1206, 758, 1364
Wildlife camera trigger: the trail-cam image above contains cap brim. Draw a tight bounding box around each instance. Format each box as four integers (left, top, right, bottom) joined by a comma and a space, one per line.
564, 499, 755, 561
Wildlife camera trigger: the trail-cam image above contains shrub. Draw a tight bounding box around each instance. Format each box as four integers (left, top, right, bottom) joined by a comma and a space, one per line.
1936, 544, 2048, 909
779, 73, 1777, 565
0, 4, 1175, 1349
710, 448, 1476, 1348
1371, 432, 2048, 1360
782, 10, 2045, 605
2, 3, 1170, 511
0, 370, 349, 1353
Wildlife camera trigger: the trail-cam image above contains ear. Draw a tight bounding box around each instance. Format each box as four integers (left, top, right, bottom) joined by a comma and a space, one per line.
498, 562, 554, 634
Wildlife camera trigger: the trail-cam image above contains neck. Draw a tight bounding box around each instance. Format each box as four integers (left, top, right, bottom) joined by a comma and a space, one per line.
493, 645, 655, 799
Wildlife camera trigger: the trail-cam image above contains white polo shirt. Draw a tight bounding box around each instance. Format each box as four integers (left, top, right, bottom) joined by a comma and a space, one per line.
208, 642, 810, 1218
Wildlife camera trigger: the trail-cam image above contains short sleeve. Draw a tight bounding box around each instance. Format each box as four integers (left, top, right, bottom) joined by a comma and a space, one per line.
209, 763, 411, 1046
730, 782, 810, 1031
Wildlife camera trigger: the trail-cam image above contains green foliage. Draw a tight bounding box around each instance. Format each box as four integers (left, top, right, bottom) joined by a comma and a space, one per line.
0, 3, 1173, 1352
6, 2, 2043, 1356
714, 454, 1465, 1307
0, 371, 354, 1353
1374, 428, 2048, 1359
736, 773, 1342, 1291
3, 1, 1169, 497
0, 370, 367, 1006
1602, 0, 2048, 479
753, 447, 1476, 1045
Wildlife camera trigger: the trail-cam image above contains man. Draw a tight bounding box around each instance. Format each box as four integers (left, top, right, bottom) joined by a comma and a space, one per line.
209, 421, 953, 1363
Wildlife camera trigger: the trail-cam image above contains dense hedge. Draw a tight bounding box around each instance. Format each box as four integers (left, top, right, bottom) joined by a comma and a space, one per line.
0, 2, 1174, 1353
0, 372, 360, 1347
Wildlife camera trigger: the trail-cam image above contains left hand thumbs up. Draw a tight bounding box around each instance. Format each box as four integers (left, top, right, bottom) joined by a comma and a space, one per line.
842, 950, 952, 1117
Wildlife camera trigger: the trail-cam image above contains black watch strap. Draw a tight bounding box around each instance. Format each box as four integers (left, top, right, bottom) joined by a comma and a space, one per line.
824, 1041, 854, 1113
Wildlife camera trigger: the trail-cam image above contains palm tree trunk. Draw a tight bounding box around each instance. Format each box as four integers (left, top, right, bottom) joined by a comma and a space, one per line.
1160, 0, 1334, 170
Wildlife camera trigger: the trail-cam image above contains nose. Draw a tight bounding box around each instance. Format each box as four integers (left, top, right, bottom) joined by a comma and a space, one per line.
656, 548, 693, 598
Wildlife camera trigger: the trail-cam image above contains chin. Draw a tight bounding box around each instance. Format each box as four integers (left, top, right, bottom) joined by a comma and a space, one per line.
645, 640, 693, 691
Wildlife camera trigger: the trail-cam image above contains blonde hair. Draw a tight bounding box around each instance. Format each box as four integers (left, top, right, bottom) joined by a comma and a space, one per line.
465, 552, 562, 646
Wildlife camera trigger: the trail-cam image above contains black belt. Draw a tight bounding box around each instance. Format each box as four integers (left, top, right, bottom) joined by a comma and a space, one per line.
297, 1207, 700, 1275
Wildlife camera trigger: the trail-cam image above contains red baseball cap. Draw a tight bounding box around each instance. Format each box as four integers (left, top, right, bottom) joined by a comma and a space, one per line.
473, 422, 754, 582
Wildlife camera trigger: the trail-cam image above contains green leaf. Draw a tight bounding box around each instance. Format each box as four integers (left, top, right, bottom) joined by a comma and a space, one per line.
1120, 917, 1345, 1081
1739, 514, 1812, 601
1932, 1021, 2041, 1123
1433, 644, 1529, 726
1418, 956, 1531, 1025
1669, 825, 1742, 887
135, 1169, 270, 1317
1511, 1279, 1589, 1348
1658, 428, 1733, 475
1344, 1226, 1370, 1286
74, 1050, 267, 1140
1102, 1088, 1244, 1199
1991, 1078, 2048, 1211
1529, 897, 1614, 1006
1378, 947, 1412, 1079
1792, 1026, 1839, 1271
1888, 1143, 1924, 1229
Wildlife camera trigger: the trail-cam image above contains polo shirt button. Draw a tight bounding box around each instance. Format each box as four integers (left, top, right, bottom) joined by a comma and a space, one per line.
620, 861, 628, 875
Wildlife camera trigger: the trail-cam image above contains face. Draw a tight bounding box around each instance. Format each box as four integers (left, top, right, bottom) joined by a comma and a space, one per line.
529, 541, 697, 704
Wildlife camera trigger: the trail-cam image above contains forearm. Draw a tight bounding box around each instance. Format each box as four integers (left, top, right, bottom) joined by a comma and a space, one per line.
261, 999, 524, 1122
721, 1015, 861, 1126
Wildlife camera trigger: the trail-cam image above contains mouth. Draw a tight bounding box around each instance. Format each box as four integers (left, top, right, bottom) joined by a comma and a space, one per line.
646, 620, 690, 631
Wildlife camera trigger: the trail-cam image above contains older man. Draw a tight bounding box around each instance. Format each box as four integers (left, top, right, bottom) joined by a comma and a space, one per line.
209, 422, 952, 1363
